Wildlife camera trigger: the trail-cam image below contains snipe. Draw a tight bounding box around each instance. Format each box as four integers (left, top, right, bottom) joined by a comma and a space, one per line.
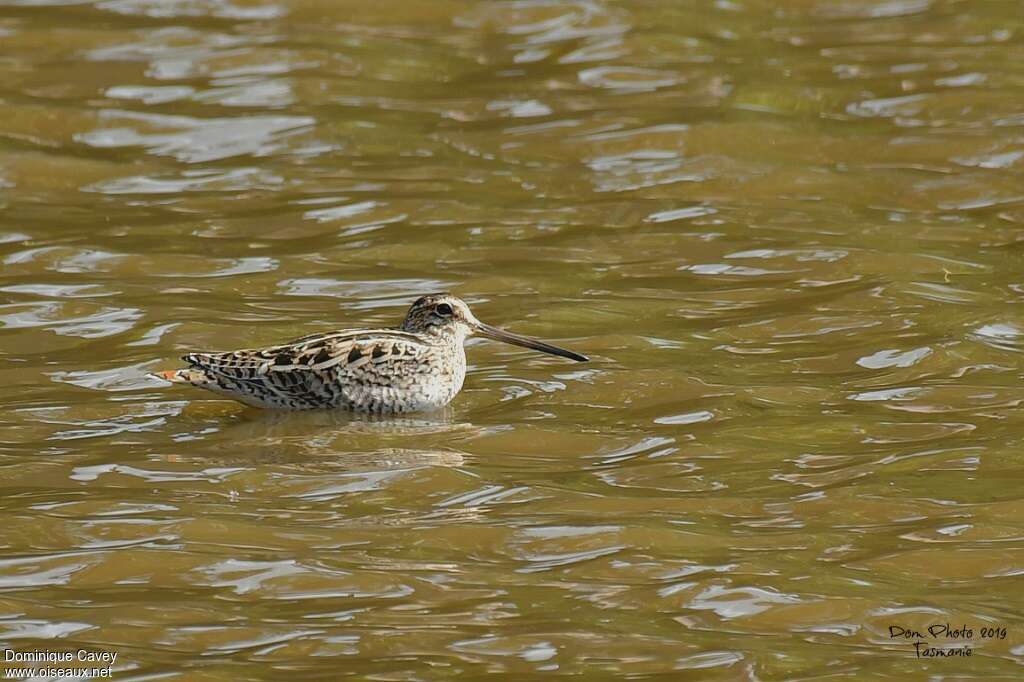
151, 293, 588, 411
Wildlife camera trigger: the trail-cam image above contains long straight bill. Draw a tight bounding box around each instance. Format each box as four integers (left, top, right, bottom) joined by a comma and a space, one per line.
475, 323, 589, 362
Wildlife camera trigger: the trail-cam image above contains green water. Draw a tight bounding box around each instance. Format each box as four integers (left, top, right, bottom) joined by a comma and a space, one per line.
1, 0, 1023, 678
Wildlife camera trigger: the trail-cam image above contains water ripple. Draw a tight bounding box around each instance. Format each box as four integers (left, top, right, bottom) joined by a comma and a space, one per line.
77, 110, 314, 163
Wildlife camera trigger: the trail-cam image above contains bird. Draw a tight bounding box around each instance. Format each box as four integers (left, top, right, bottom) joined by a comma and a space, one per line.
150, 293, 588, 412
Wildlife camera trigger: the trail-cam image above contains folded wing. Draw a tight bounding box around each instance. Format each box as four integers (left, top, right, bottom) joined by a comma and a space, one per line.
174, 330, 435, 409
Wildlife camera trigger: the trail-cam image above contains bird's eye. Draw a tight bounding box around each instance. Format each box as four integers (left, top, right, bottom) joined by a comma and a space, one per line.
436, 303, 454, 316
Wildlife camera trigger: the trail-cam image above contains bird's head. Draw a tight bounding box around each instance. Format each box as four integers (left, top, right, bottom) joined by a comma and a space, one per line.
400, 293, 588, 362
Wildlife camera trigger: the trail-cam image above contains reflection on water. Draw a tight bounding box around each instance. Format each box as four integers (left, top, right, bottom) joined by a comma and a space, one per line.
2, 0, 1024, 677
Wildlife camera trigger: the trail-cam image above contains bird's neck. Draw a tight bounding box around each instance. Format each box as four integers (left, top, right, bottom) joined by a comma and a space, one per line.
424, 326, 467, 346
402, 322, 467, 346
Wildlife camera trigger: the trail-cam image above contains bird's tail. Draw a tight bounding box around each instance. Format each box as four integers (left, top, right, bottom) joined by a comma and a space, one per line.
149, 368, 208, 385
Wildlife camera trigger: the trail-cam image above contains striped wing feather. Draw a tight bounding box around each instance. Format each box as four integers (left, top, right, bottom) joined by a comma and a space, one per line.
183, 329, 430, 379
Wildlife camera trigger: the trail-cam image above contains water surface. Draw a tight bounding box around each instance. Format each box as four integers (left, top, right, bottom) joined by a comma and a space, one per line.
2, 0, 1023, 678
